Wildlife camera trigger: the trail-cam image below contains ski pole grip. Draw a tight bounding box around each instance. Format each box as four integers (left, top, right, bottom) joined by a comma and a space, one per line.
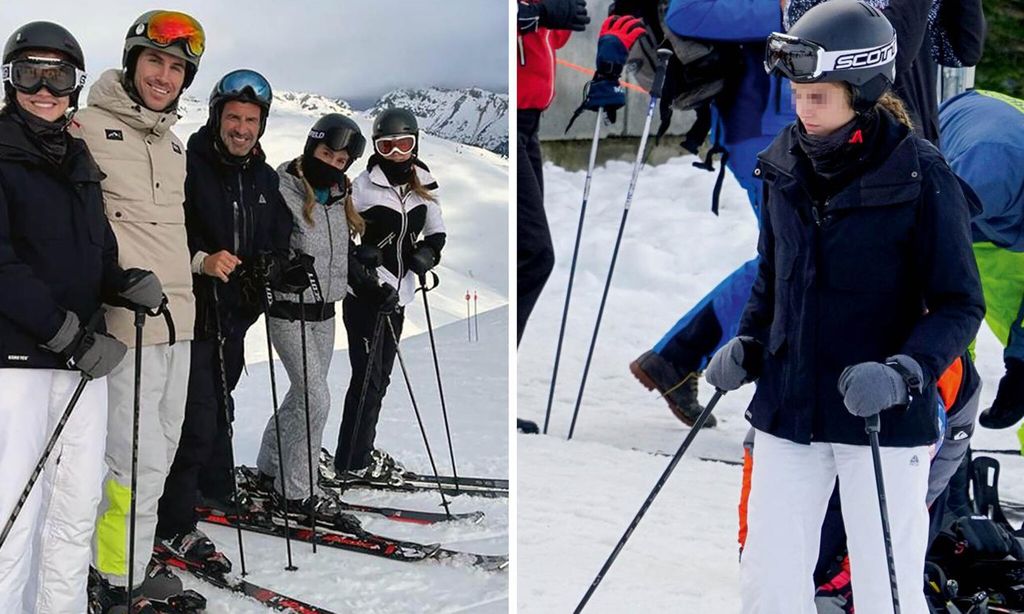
651, 48, 673, 99
865, 413, 881, 434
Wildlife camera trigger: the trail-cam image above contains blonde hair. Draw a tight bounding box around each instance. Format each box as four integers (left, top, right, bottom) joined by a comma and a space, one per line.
408, 162, 437, 202
294, 156, 365, 236
842, 83, 914, 129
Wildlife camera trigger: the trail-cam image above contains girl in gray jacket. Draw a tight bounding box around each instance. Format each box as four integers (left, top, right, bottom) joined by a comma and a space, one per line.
254, 114, 369, 512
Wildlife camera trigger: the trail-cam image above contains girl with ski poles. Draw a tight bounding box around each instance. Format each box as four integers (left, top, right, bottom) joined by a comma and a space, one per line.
0, 21, 164, 612
704, 1, 984, 612
331, 107, 446, 482
254, 113, 374, 513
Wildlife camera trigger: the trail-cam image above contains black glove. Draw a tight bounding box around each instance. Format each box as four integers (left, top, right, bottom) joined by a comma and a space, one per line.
354, 244, 383, 268
375, 282, 400, 314
44, 311, 127, 379
274, 253, 317, 294
705, 336, 763, 391
119, 268, 163, 310
519, 0, 590, 33
837, 354, 924, 418
408, 244, 438, 276
254, 251, 286, 288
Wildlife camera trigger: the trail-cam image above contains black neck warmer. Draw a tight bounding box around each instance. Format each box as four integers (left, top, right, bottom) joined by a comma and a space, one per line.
301, 155, 347, 192
369, 153, 416, 186
9, 101, 71, 165
796, 109, 881, 194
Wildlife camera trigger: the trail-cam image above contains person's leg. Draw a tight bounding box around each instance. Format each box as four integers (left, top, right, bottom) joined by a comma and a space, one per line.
0, 369, 58, 613
835, 442, 930, 614
741, 429, 837, 614
352, 308, 405, 464
336, 295, 377, 471
156, 340, 220, 539
198, 332, 247, 500
35, 371, 107, 613
516, 109, 553, 343
973, 243, 1024, 428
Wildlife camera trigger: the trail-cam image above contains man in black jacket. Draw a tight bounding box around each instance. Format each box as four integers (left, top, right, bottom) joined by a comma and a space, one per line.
156, 69, 292, 565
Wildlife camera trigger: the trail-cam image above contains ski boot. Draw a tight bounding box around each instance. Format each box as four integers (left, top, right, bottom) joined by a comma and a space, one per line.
158, 527, 232, 575
270, 488, 365, 535
980, 358, 1024, 429
354, 449, 407, 486
87, 565, 206, 613
630, 350, 716, 428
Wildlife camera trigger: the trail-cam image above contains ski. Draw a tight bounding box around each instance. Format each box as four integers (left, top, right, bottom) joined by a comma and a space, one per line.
197, 508, 509, 572
233, 466, 486, 525
316, 449, 507, 498
153, 546, 334, 614
401, 472, 508, 491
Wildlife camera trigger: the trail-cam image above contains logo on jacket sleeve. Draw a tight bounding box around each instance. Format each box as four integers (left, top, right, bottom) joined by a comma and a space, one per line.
171, 142, 182, 155
104, 129, 123, 141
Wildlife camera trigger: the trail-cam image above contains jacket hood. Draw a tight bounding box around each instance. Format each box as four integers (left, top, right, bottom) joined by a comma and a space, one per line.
86, 69, 179, 136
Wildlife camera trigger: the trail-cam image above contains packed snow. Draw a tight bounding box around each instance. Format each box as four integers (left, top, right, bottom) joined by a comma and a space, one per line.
517, 148, 1024, 612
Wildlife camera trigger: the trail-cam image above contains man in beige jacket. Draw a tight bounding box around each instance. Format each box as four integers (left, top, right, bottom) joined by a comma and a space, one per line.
71, 10, 206, 610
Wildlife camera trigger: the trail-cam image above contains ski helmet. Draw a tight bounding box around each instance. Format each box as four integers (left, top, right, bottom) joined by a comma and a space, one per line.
304, 113, 366, 172
209, 69, 273, 137
765, 0, 896, 110
3, 22, 86, 106
123, 10, 205, 89
372, 107, 418, 140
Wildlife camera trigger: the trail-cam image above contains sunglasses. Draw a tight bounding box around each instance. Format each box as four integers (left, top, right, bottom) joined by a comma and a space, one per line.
764, 32, 897, 82
2, 57, 87, 97
144, 11, 206, 58
374, 134, 416, 156
215, 69, 272, 105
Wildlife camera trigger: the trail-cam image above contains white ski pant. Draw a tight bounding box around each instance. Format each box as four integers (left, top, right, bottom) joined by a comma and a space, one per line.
0, 369, 108, 614
257, 316, 336, 499
93, 342, 190, 588
741, 429, 930, 614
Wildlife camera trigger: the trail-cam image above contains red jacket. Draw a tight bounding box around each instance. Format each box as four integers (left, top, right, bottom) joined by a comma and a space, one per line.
517, 23, 571, 111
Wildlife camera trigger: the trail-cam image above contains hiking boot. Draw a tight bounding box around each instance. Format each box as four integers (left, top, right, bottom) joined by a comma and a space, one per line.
630, 350, 717, 428
980, 358, 1024, 429
158, 527, 231, 574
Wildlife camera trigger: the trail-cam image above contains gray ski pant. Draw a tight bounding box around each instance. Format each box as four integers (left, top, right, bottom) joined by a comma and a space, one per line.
256, 316, 335, 499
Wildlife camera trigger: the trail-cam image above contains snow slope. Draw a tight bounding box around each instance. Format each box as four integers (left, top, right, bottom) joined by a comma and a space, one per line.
186, 307, 509, 613
517, 153, 1024, 611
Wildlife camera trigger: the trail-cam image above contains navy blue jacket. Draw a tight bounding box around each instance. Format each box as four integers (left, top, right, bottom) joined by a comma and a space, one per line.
741, 111, 984, 446
0, 111, 124, 369
183, 125, 292, 339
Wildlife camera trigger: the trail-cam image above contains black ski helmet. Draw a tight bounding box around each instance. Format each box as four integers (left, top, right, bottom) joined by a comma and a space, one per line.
123, 10, 204, 90
3, 22, 86, 107
304, 113, 366, 172
372, 107, 418, 140
208, 69, 273, 138
770, 0, 896, 110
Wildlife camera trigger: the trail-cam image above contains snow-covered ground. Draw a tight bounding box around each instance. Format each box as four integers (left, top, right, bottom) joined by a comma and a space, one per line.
190, 307, 508, 613
517, 153, 1024, 612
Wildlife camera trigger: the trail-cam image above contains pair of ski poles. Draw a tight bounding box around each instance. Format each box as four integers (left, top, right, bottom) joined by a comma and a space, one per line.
540, 48, 903, 614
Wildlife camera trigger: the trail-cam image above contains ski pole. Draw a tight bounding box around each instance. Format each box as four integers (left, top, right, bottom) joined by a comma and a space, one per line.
385, 316, 453, 519
543, 111, 603, 435
259, 268, 298, 572
575, 389, 724, 613
567, 49, 674, 440
473, 291, 479, 341
126, 307, 145, 608
0, 308, 105, 552
211, 282, 248, 576
866, 414, 901, 614
418, 273, 460, 491
0, 375, 90, 551
298, 289, 317, 553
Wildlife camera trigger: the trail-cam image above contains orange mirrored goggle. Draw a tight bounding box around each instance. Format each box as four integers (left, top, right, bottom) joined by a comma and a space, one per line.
145, 11, 205, 58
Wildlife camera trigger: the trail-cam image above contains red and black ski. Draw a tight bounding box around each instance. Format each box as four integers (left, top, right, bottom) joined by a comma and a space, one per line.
153, 546, 334, 614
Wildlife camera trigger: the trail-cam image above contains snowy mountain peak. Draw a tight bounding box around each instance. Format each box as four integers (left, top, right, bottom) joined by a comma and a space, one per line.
176, 91, 351, 123
369, 87, 509, 156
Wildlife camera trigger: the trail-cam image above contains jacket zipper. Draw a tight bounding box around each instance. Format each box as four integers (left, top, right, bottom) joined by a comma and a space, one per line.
323, 202, 334, 308
393, 186, 409, 296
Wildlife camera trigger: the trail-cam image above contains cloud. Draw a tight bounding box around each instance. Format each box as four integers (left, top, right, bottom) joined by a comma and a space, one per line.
3, 0, 509, 101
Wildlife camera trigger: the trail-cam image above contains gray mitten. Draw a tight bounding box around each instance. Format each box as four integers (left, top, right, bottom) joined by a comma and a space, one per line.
705, 336, 762, 391
837, 354, 923, 417
119, 268, 163, 310
45, 311, 127, 379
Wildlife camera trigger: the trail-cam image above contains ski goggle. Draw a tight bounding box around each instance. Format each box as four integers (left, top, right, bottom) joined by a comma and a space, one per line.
374, 134, 416, 156
310, 126, 367, 159
215, 69, 272, 106
140, 11, 205, 59
764, 32, 897, 82
2, 57, 87, 97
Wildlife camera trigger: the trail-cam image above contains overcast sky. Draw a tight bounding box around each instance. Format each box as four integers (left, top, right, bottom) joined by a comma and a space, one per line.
3, 1, 509, 106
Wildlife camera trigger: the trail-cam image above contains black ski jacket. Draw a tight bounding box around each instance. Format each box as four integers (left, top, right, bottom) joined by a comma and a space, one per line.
741, 110, 984, 447
0, 111, 124, 369
183, 125, 292, 339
